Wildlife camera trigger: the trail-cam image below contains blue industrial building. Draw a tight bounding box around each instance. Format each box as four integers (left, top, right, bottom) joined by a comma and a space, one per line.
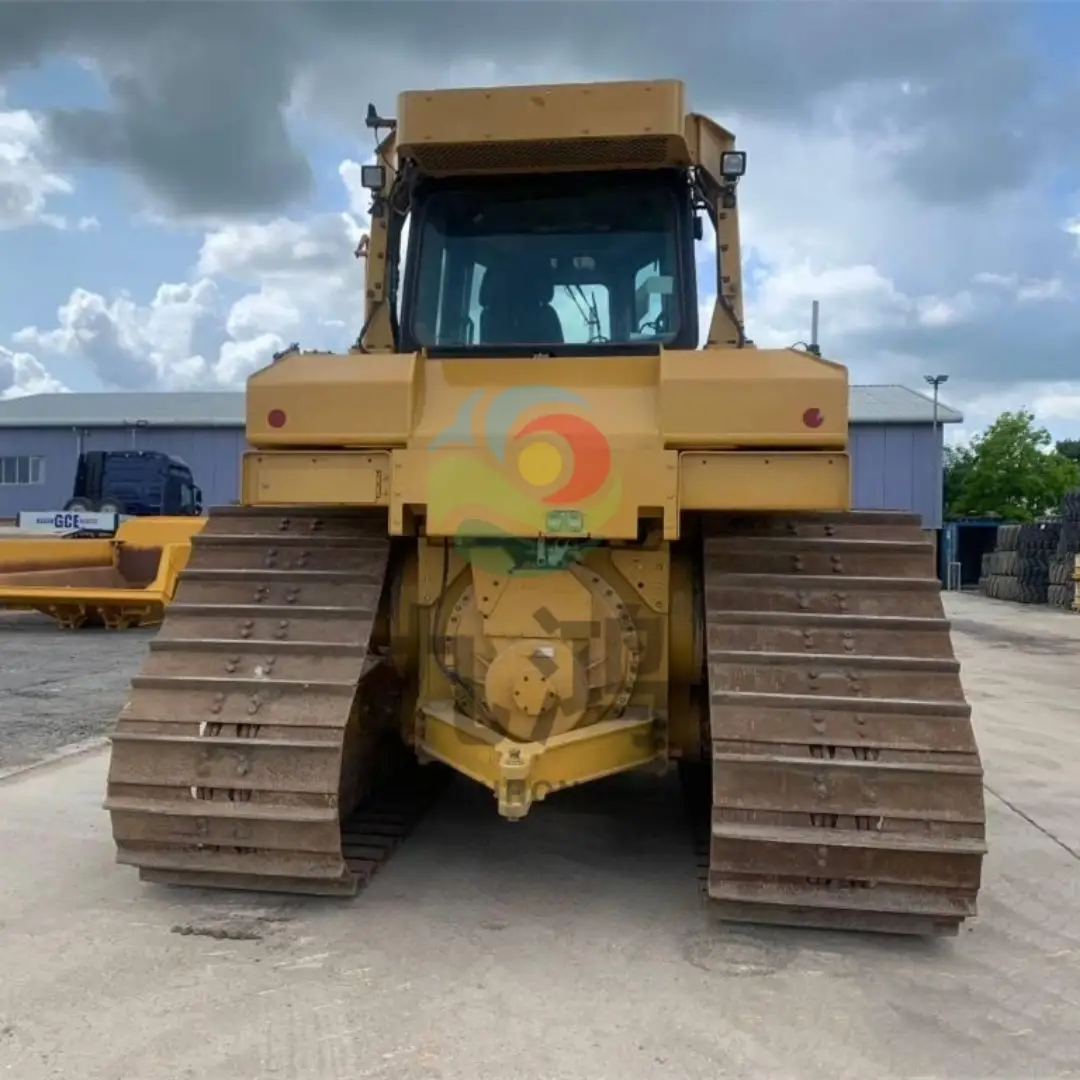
0, 386, 962, 524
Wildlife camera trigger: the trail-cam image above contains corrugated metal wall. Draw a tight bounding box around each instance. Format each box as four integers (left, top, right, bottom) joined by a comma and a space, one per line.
0, 426, 247, 516
850, 422, 942, 529
2, 422, 944, 526
0, 428, 81, 516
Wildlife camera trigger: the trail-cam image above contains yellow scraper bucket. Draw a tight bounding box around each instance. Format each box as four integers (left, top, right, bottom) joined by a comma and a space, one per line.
0, 516, 206, 630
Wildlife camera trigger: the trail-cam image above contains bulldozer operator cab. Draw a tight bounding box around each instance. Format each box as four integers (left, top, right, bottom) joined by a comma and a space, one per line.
399, 170, 701, 356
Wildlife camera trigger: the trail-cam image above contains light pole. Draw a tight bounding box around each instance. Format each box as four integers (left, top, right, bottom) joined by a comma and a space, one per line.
925, 374, 949, 581
924, 373, 948, 512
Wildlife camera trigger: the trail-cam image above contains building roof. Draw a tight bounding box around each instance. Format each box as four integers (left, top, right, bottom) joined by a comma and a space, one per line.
0, 383, 963, 428
851, 384, 963, 424
0, 391, 244, 428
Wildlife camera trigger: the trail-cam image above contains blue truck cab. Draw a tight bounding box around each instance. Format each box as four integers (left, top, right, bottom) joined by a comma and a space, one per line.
63, 450, 203, 517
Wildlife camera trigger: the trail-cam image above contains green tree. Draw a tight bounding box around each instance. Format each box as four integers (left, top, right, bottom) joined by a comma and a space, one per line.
1055, 438, 1080, 464
943, 442, 976, 517
949, 409, 1079, 521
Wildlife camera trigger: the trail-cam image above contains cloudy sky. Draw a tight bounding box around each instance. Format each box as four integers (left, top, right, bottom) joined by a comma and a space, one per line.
1, 0, 1079, 442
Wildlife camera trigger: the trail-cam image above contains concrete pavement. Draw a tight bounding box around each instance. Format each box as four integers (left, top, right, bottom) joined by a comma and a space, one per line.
0, 592, 1078, 1080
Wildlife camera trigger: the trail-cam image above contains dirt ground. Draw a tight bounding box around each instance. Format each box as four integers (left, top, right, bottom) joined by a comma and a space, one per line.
0, 611, 153, 774
0, 592, 1078, 1079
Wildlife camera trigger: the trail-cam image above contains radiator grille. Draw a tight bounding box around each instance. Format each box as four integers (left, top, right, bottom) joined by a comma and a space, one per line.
407, 134, 686, 174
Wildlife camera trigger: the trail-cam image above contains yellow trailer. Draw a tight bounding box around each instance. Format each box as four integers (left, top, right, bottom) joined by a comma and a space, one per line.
0, 517, 205, 629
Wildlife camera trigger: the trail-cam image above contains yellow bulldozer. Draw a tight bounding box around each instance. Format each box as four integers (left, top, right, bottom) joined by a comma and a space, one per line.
104, 79, 986, 935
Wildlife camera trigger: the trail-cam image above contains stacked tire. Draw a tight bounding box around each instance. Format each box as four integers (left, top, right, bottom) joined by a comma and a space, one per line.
980, 522, 1059, 604
1049, 487, 1080, 610
981, 524, 1021, 601
1016, 521, 1059, 604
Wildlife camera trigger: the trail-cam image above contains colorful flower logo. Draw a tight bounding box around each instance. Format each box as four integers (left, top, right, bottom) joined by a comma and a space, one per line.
427, 385, 622, 559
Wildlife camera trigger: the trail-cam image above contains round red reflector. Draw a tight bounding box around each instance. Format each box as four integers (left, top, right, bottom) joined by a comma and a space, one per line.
268, 409, 286, 429
802, 407, 824, 429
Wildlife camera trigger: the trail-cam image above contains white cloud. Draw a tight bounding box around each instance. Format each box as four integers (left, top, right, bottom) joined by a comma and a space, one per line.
5, 73, 1080, 443
973, 272, 1014, 289
11, 159, 376, 389
748, 262, 907, 344
224, 288, 303, 342
193, 160, 376, 355
721, 108, 932, 370
14, 281, 224, 389
0, 106, 74, 230
1017, 279, 1067, 303
740, 253, 982, 364
0, 345, 69, 398
973, 271, 1069, 303
703, 93, 1080, 411
1028, 384, 1080, 425
944, 380, 1080, 448
215, 334, 285, 386
195, 213, 363, 281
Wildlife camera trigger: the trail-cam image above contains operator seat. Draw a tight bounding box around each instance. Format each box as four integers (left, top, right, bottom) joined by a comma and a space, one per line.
479, 265, 565, 345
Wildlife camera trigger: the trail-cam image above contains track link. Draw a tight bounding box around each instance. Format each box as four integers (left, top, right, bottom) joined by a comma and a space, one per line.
105, 506, 440, 896
700, 511, 987, 936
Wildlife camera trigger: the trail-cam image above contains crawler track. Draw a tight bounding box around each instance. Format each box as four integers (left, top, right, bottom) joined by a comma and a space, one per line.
700, 511, 987, 935
105, 506, 443, 896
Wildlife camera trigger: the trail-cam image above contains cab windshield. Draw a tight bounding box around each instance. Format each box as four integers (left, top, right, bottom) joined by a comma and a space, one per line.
403, 171, 694, 353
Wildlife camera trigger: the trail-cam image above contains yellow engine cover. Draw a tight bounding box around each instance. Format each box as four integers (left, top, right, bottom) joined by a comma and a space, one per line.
243, 348, 851, 535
